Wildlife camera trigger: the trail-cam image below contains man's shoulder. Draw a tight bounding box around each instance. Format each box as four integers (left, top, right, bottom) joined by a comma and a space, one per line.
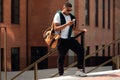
57, 10, 61, 13
56, 10, 62, 14
54, 10, 62, 17
69, 13, 75, 17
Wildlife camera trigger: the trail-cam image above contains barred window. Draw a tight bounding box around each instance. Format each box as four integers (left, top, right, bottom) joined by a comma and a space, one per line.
102, 45, 105, 57
0, 0, 3, 22
102, 0, 105, 28
95, 0, 99, 27
86, 46, 90, 55
85, 0, 90, 26
11, 0, 20, 24
108, 0, 111, 29
95, 45, 99, 56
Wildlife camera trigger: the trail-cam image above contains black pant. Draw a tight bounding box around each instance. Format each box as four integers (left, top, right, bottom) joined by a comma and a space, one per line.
57, 37, 85, 75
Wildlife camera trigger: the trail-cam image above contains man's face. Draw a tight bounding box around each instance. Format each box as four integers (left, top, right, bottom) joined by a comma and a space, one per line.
63, 6, 72, 15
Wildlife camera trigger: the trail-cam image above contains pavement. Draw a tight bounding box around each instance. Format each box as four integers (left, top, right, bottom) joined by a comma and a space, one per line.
1, 66, 120, 80
39, 69, 120, 80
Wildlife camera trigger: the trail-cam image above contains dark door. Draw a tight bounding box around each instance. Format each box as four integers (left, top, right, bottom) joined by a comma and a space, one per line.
31, 47, 48, 69
11, 47, 20, 71
1, 48, 4, 71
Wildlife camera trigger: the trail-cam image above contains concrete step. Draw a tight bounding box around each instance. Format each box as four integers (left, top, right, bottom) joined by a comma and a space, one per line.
1, 66, 114, 80
39, 69, 120, 80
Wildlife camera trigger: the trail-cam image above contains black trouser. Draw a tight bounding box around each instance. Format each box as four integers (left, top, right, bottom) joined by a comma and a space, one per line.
57, 37, 85, 75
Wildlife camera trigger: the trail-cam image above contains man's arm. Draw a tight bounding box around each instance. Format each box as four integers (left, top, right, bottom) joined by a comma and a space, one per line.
53, 20, 75, 31
73, 28, 87, 34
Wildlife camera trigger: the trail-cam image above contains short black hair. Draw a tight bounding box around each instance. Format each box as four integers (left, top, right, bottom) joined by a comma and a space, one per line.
64, 2, 72, 7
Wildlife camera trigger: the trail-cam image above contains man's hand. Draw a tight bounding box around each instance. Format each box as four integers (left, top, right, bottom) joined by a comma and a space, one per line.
66, 20, 75, 26
82, 29, 87, 32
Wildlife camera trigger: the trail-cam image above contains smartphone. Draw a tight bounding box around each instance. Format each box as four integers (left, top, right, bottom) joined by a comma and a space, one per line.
72, 19, 76, 21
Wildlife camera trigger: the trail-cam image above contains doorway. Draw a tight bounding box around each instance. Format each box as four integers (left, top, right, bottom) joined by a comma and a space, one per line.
31, 47, 48, 69
11, 47, 20, 71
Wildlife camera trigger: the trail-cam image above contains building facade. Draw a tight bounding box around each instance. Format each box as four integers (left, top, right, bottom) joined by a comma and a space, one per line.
0, 0, 120, 71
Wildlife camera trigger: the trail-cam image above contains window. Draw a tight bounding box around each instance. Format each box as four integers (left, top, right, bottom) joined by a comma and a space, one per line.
0, 0, 3, 22
31, 47, 48, 69
11, 0, 20, 24
102, 0, 105, 28
11, 47, 20, 71
102, 45, 105, 57
86, 46, 90, 55
108, 0, 110, 29
85, 0, 90, 26
108, 46, 111, 56
95, 45, 99, 56
118, 43, 120, 55
95, 0, 99, 27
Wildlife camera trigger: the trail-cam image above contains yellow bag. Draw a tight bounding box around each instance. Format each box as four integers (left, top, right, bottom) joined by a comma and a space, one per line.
43, 23, 60, 48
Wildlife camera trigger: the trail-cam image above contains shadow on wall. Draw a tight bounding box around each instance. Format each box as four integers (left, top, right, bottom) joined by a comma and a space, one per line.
116, 0, 120, 9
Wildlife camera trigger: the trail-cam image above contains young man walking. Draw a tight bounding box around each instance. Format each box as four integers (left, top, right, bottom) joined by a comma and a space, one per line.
53, 2, 87, 77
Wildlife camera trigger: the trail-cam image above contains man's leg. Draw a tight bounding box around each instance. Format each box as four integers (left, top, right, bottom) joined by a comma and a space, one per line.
70, 38, 84, 69
57, 39, 69, 75
70, 38, 86, 76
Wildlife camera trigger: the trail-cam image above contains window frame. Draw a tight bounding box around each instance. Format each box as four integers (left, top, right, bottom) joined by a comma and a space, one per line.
0, 0, 3, 22
95, 0, 99, 27
85, 0, 90, 26
11, 0, 20, 24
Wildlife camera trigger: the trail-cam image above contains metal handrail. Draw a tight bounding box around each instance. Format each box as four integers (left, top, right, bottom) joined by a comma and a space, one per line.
86, 54, 120, 73
11, 32, 85, 80
0, 28, 1, 80
11, 34, 120, 79
11, 48, 57, 80
50, 38, 120, 77
0, 27, 7, 80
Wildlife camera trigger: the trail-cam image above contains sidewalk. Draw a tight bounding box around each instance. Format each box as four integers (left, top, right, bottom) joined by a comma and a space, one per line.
2, 66, 118, 80
40, 69, 120, 80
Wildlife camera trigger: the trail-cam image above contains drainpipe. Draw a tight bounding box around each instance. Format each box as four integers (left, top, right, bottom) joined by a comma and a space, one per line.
26, 0, 29, 66
0, 28, 1, 80
112, 0, 116, 69
4, 27, 7, 80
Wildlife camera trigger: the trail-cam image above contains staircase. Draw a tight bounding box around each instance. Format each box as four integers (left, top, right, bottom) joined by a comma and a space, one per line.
1, 30, 120, 80
39, 69, 120, 80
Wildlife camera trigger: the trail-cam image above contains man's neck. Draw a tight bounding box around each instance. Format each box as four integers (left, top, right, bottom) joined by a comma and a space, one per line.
62, 11, 70, 15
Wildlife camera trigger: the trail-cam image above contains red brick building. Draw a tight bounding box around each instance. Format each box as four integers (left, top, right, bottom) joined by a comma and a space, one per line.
0, 0, 120, 71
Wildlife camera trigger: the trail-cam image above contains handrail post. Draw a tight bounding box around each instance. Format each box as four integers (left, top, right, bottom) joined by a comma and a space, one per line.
4, 27, 7, 80
34, 63, 38, 80
81, 32, 85, 72
117, 55, 119, 69
0, 28, 1, 80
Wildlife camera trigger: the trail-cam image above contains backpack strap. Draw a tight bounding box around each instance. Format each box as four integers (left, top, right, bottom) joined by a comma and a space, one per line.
57, 11, 66, 25
69, 13, 76, 27
57, 11, 76, 27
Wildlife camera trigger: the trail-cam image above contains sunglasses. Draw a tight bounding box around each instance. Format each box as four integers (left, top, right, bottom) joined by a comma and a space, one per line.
66, 9, 72, 12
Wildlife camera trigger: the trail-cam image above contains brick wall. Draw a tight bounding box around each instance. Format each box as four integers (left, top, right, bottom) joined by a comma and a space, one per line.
1, 0, 120, 71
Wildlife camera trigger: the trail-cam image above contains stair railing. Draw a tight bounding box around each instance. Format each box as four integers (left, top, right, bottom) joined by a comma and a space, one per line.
11, 48, 57, 80
0, 27, 7, 80
50, 38, 120, 77
11, 31, 85, 80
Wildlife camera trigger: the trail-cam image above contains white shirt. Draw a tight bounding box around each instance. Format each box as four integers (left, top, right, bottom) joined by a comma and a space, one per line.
53, 12, 74, 39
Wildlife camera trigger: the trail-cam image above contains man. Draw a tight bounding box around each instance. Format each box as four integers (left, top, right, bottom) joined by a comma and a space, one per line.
53, 2, 87, 76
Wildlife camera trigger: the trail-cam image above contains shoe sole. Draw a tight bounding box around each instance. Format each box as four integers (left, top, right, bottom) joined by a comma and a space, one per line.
75, 75, 87, 77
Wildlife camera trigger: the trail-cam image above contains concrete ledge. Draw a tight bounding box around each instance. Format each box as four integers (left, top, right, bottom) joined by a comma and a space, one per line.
40, 69, 120, 80
2, 66, 113, 80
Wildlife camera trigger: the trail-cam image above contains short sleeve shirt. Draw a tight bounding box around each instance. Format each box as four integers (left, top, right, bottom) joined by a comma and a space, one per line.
53, 12, 74, 39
